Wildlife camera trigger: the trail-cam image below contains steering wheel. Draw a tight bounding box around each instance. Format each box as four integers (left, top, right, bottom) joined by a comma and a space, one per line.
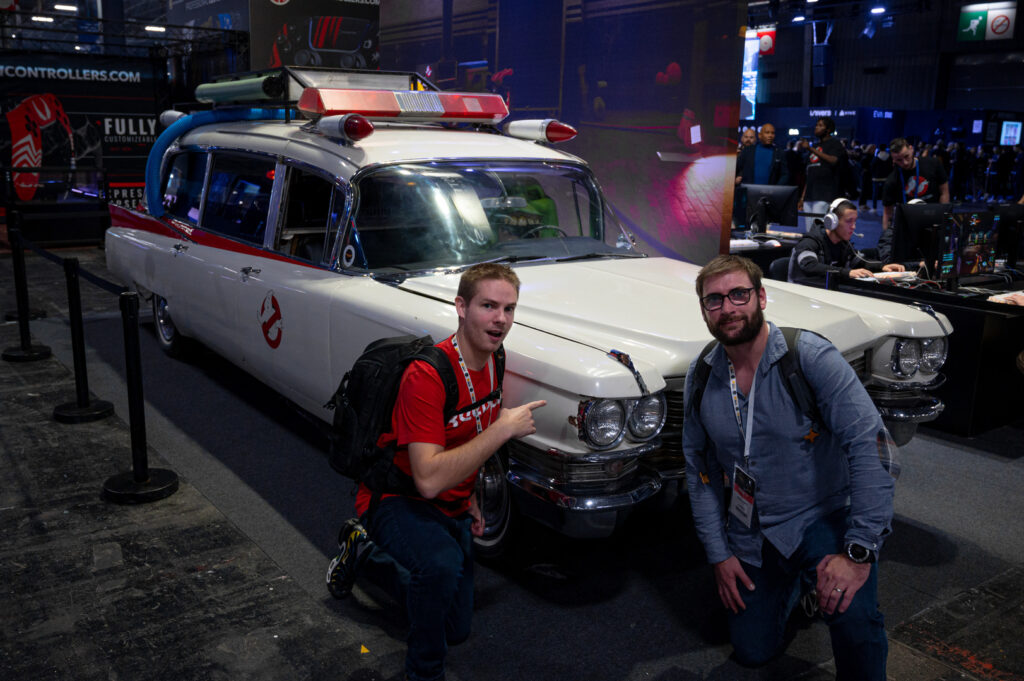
521, 225, 569, 239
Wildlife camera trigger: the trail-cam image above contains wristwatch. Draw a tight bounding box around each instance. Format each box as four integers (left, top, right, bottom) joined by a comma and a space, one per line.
845, 542, 877, 564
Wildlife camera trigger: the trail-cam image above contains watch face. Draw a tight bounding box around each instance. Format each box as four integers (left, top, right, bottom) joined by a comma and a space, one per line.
847, 543, 870, 562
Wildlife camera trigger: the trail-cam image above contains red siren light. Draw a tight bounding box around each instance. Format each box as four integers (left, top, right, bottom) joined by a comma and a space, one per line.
505, 119, 578, 143
316, 113, 375, 142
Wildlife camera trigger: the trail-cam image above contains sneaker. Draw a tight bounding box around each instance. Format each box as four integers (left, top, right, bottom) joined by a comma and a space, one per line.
326, 518, 370, 599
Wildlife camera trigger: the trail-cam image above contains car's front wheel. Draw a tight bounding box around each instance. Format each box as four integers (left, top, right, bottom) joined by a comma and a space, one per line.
152, 294, 187, 357
473, 450, 516, 560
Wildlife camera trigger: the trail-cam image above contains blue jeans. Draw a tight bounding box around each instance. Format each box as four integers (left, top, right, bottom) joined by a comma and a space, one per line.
362, 496, 474, 681
727, 508, 887, 680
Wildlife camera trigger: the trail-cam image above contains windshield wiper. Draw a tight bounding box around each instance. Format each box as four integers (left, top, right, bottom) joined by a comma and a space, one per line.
474, 254, 552, 265
553, 251, 645, 263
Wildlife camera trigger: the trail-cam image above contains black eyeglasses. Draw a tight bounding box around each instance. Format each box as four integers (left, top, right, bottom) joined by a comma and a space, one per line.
700, 286, 756, 311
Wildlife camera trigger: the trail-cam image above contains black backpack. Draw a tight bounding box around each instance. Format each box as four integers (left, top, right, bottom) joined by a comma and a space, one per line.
326, 334, 505, 499
687, 327, 824, 430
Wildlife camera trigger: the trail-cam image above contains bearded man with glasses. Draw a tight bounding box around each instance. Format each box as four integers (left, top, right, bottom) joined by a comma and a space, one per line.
682, 254, 898, 679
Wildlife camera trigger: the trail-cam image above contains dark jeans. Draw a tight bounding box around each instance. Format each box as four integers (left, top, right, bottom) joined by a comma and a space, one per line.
727, 509, 887, 680
362, 496, 475, 681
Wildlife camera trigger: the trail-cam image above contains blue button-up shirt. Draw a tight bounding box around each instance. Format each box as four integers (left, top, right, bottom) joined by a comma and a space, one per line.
683, 322, 896, 567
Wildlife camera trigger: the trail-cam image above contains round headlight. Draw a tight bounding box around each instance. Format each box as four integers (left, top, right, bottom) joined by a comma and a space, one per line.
582, 399, 626, 449
627, 394, 667, 441
891, 338, 921, 377
919, 337, 947, 373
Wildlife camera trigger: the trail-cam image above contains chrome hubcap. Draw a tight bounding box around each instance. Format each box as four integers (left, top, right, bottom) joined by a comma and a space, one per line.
154, 297, 176, 342
477, 456, 509, 541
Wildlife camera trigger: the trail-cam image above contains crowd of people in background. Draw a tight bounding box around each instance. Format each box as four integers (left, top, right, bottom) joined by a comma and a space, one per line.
774, 134, 1024, 209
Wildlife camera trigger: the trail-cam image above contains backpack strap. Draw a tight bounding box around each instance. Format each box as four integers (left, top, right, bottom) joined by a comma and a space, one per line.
414, 345, 461, 422
686, 338, 719, 420
776, 327, 825, 430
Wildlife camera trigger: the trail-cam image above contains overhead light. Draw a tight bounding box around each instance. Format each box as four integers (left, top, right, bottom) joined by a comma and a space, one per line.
54, 4, 78, 10
788, 128, 800, 135
31, 16, 55, 22
871, 6, 886, 14
793, 14, 806, 22
144, 25, 167, 32
74, 45, 81, 50
806, 0, 818, 3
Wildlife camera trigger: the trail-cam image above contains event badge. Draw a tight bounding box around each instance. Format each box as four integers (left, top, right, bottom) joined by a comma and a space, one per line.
729, 464, 757, 528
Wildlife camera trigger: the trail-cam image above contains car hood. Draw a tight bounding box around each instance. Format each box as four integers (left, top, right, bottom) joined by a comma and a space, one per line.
398, 256, 949, 379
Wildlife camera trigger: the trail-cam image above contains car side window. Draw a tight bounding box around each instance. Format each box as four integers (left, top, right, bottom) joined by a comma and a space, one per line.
162, 152, 207, 223
202, 154, 276, 245
274, 167, 340, 264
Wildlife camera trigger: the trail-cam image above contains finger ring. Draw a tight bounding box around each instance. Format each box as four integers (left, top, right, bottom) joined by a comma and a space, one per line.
834, 587, 844, 593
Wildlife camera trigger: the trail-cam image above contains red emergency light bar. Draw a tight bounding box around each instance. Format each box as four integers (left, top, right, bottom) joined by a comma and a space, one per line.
297, 87, 509, 125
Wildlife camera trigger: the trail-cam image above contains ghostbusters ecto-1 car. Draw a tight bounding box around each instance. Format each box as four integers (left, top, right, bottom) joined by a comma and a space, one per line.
105, 68, 950, 555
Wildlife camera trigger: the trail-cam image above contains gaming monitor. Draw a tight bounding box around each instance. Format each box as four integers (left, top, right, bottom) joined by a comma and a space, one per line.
744, 184, 799, 233
890, 202, 956, 280
992, 203, 1023, 269
953, 210, 998, 276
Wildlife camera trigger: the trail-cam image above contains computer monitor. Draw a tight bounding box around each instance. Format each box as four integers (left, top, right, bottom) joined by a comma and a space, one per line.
890, 202, 948, 262
992, 203, 1023, 269
744, 184, 799, 233
955, 210, 998, 276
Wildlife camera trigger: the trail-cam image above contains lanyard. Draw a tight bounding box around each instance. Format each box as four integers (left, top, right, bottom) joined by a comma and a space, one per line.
727, 359, 757, 467
450, 333, 495, 435
898, 158, 919, 203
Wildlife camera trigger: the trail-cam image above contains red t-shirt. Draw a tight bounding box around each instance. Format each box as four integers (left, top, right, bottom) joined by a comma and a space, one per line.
354, 336, 501, 518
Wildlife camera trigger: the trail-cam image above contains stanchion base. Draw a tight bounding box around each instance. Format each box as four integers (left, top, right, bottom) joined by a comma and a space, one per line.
4, 308, 47, 321
2, 344, 52, 362
54, 399, 115, 424
102, 468, 179, 504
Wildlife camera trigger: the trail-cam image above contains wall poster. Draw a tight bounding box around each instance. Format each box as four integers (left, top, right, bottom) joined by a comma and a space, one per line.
0, 51, 160, 208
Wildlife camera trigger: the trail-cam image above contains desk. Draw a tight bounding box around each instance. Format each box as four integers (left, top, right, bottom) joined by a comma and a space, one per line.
838, 278, 1024, 437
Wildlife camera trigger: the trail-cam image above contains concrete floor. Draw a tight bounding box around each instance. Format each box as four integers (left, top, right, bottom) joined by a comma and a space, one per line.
1, 245, 1022, 681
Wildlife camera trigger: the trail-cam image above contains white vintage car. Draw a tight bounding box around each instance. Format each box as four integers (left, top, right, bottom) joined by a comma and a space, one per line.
105, 68, 950, 555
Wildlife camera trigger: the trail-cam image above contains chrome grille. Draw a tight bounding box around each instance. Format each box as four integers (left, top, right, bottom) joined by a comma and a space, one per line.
507, 440, 639, 487
660, 386, 685, 457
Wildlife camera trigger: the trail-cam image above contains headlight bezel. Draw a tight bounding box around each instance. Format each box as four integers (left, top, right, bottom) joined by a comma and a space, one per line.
579, 398, 626, 450
890, 338, 922, 378
626, 393, 668, 442
919, 337, 948, 373
577, 392, 667, 450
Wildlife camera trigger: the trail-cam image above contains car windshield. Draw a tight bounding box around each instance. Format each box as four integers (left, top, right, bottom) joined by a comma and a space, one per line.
341, 161, 640, 272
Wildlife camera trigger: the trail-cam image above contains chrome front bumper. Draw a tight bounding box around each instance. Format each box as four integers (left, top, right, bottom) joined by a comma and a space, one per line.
506, 439, 682, 539
867, 375, 946, 445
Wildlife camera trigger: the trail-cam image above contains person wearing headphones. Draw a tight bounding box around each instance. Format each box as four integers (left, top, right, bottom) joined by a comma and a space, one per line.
790, 199, 906, 286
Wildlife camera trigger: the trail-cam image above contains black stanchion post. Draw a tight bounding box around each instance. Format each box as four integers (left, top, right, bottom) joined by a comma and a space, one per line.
102, 291, 178, 504
3, 213, 46, 322
53, 257, 114, 423
2, 226, 51, 362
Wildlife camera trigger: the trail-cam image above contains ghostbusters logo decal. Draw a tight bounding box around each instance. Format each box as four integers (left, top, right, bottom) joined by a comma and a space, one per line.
904, 175, 930, 199
258, 291, 283, 349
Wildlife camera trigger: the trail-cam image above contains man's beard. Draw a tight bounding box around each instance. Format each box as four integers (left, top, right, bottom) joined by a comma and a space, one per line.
709, 307, 764, 346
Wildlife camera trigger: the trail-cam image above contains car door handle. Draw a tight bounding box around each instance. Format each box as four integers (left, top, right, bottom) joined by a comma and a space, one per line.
240, 266, 261, 277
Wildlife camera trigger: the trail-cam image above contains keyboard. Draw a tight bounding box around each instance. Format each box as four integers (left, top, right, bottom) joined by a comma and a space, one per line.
730, 238, 781, 250
872, 271, 917, 280
987, 291, 1024, 305
763, 229, 803, 240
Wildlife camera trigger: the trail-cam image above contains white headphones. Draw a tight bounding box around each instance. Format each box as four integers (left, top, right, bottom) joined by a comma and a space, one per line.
822, 197, 851, 231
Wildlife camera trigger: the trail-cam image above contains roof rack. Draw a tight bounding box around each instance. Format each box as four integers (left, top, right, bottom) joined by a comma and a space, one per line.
190, 66, 439, 116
